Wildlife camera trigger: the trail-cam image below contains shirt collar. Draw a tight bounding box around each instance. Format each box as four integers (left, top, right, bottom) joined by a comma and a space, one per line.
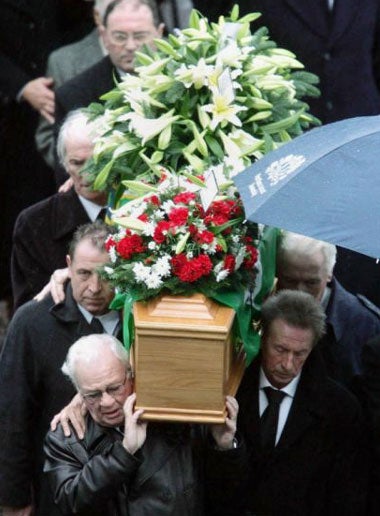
78, 195, 107, 222
259, 367, 301, 398
77, 303, 120, 335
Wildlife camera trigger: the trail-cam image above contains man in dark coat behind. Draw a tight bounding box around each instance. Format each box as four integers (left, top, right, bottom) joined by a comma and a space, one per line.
0, 222, 120, 516
234, 290, 368, 516
11, 109, 108, 310
237, 0, 380, 309
276, 231, 380, 392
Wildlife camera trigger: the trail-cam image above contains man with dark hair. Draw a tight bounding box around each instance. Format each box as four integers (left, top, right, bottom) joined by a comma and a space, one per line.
0, 222, 119, 516
234, 289, 368, 515
44, 334, 245, 515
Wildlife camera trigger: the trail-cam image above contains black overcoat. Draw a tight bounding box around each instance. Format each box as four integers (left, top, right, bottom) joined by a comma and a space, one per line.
0, 285, 109, 515
234, 350, 369, 516
11, 189, 91, 309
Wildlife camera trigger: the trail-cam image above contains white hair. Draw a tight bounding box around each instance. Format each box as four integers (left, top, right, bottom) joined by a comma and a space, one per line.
277, 231, 337, 275
62, 334, 130, 389
56, 109, 96, 167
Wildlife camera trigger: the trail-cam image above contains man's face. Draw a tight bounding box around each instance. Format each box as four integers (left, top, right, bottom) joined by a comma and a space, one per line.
67, 238, 114, 315
76, 348, 133, 427
277, 251, 331, 302
64, 136, 107, 206
100, 3, 164, 72
261, 318, 314, 388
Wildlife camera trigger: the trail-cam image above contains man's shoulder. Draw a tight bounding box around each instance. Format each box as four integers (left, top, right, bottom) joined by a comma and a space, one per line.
57, 56, 113, 96
49, 30, 99, 61
47, 30, 103, 85
14, 190, 81, 235
329, 278, 380, 323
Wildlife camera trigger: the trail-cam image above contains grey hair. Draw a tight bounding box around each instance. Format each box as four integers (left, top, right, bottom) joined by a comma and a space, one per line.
102, 0, 161, 27
62, 334, 131, 389
261, 289, 326, 346
277, 231, 337, 275
56, 109, 95, 167
94, 0, 113, 19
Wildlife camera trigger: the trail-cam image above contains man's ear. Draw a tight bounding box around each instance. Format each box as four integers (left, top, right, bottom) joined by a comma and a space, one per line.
157, 23, 165, 38
66, 255, 72, 276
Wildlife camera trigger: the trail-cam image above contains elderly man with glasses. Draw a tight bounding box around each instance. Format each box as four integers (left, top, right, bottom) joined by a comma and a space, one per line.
44, 334, 246, 516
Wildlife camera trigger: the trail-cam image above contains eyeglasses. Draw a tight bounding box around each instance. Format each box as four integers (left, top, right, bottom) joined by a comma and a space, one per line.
108, 30, 152, 46
81, 372, 131, 405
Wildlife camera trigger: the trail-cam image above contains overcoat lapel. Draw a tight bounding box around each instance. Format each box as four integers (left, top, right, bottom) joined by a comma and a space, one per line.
284, 0, 330, 38
329, 0, 361, 45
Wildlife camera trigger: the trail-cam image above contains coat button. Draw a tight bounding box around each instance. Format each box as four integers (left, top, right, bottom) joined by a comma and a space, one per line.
326, 101, 333, 110
29, 22, 35, 30
323, 52, 331, 60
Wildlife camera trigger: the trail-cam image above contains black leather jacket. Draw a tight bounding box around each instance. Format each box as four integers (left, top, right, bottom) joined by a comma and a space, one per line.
44, 415, 246, 516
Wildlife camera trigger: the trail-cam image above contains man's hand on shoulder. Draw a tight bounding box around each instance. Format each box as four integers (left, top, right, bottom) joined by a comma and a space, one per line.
34, 267, 69, 304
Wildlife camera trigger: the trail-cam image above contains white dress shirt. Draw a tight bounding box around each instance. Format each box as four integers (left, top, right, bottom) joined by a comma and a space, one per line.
77, 304, 120, 336
78, 195, 107, 222
259, 368, 301, 445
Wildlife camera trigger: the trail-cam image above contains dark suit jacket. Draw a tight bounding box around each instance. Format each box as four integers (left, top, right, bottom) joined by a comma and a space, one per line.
234, 349, 368, 516
11, 188, 91, 309
360, 336, 380, 515
238, 0, 380, 123
318, 278, 380, 391
0, 284, 115, 515
55, 56, 117, 127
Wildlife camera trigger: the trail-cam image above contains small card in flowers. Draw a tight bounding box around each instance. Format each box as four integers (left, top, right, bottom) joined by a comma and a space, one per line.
200, 169, 218, 212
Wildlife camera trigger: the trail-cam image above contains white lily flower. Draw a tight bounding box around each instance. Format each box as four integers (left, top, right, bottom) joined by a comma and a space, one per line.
174, 59, 215, 89
202, 89, 247, 130
124, 110, 179, 144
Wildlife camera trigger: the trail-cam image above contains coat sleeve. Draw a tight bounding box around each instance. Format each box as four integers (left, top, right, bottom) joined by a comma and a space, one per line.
325, 394, 370, 516
360, 337, 380, 515
0, 305, 43, 506
44, 428, 141, 514
11, 210, 53, 309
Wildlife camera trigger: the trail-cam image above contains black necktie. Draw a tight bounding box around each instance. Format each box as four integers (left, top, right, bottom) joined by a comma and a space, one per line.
260, 387, 286, 450
89, 317, 104, 333
97, 208, 107, 222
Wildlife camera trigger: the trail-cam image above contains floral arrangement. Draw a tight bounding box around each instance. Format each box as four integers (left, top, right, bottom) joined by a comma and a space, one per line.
85, 5, 320, 200
83, 5, 320, 356
103, 170, 258, 300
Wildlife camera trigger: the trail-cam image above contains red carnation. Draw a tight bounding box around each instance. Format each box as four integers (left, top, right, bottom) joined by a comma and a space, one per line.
173, 192, 196, 204
224, 255, 236, 273
197, 230, 214, 244
153, 220, 171, 244
168, 207, 189, 226
138, 213, 148, 222
116, 234, 146, 260
244, 245, 258, 269
105, 236, 116, 252
171, 254, 212, 282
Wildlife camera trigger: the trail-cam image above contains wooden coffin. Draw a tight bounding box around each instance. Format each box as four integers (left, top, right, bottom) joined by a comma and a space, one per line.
132, 293, 246, 423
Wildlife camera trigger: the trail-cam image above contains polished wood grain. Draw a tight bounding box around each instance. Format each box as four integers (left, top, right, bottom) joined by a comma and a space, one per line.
132, 294, 246, 423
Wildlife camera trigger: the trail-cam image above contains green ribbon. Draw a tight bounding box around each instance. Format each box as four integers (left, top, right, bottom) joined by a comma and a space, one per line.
110, 290, 144, 350
209, 226, 279, 365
